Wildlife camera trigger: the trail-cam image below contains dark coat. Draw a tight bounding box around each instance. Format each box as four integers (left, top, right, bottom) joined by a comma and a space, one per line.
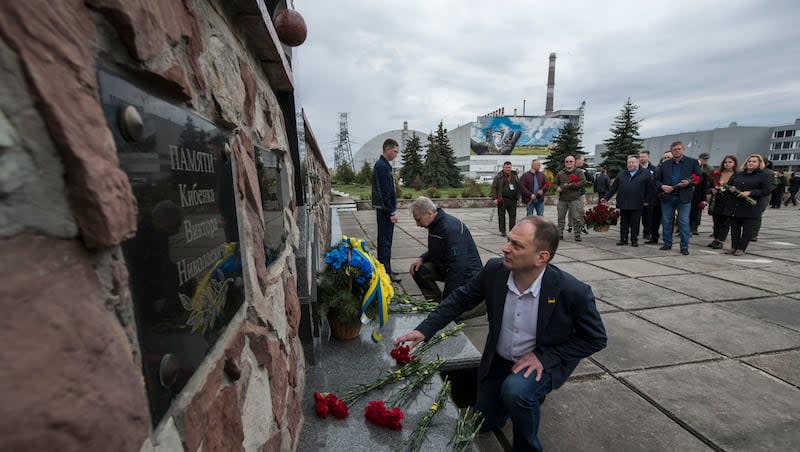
640, 162, 658, 203
420, 208, 483, 299
720, 169, 772, 218
491, 171, 521, 201
371, 155, 396, 213
604, 168, 654, 210
789, 173, 800, 193
593, 173, 610, 196
653, 157, 703, 204
415, 259, 607, 390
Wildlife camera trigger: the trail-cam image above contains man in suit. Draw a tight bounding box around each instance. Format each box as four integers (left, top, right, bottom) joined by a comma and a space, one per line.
638, 150, 657, 241
601, 155, 654, 247
652, 141, 702, 255
372, 139, 401, 282
396, 216, 607, 452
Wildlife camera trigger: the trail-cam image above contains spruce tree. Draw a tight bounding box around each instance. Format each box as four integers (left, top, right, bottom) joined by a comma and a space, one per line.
399, 133, 423, 186
355, 160, 372, 184
548, 121, 585, 176
334, 162, 355, 184
602, 98, 644, 178
422, 122, 462, 187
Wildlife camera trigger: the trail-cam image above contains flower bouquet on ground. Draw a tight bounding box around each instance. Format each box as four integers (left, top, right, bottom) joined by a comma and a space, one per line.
318, 236, 394, 341
583, 203, 619, 232
449, 408, 484, 452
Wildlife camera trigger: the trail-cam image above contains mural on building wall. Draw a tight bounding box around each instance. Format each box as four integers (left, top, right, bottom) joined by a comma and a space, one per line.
470, 116, 570, 155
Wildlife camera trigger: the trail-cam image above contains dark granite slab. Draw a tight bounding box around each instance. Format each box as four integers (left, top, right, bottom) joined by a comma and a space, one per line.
298, 313, 482, 451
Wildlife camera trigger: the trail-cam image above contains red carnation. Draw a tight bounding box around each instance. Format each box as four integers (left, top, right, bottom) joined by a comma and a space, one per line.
690, 172, 700, 185
331, 399, 349, 419
543, 181, 551, 189
698, 201, 707, 209
568, 174, 580, 184
315, 400, 329, 418
365, 400, 404, 430
390, 345, 414, 366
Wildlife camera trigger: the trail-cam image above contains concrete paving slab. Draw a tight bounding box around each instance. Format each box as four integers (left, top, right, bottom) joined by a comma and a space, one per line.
594, 299, 619, 313
591, 278, 697, 309
539, 376, 712, 452
591, 258, 688, 278
621, 360, 800, 451
571, 359, 606, 378
705, 269, 800, 295
553, 262, 627, 281
718, 296, 800, 332
757, 263, 800, 279
556, 247, 626, 262
746, 249, 800, 263
637, 304, 800, 357
641, 274, 765, 301
790, 293, 800, 299
743, 350, 800, 387
592, 312, 719, 372
643, 255, 746, 273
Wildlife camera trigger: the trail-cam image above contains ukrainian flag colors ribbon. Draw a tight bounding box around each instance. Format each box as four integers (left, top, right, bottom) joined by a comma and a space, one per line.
343, 236, 394, 343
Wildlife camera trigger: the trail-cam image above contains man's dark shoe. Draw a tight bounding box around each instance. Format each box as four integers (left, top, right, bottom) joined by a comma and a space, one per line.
710, 240, 723, 249
659, 245, 672, 250
616, 240, 627, 246
390, 272, 402, 282
750, 237, 758, 242
500, 231, 506, 237
645, 239, 659, 244
631, 241, 639, 247
582, 227, 589, 234
691, 231, 699, 236
559, 234, 564, 240
574, 235, 582, 242
643, 233, 651, 241
681, 249, 689, 255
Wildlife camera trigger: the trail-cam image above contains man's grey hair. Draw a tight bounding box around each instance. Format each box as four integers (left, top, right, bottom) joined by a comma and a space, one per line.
410, 196, 437, 214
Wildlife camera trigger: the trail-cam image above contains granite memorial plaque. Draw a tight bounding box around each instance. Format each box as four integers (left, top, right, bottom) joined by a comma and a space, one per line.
98, 71, 244, 424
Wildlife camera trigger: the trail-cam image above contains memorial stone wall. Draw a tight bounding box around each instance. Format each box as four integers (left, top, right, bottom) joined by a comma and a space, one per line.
0, 1, 324, 451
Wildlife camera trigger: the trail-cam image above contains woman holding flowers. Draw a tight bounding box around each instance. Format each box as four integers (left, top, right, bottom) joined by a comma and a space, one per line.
707, 155, 737, 249
720, 154, 771, 256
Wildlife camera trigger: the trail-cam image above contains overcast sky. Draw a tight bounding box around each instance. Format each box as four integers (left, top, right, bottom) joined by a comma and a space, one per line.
294, 0, 800, 164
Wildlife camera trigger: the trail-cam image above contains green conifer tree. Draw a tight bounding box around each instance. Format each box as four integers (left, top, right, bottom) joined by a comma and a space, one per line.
334, 161, 356, 184
548, 121, 585, 176
602, 98, 644, 178
355, 160, 372, 184
422, 122, 462, 187
399, 133, 424, 186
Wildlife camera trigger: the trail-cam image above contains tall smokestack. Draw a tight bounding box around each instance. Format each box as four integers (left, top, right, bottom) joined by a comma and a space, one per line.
545, 52, 556, 114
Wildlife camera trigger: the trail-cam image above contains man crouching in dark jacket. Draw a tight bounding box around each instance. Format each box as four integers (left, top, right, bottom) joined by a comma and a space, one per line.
409, 196, 483, 302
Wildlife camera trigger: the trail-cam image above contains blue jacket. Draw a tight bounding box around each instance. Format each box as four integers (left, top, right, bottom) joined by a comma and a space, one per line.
653, 157, 702, 204
420, 209, 483, 299
604, 168, 654, 210
415, 259, 607, 389
371, 155, 396, 213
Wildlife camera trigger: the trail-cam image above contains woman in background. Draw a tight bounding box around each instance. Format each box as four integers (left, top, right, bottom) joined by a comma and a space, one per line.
707, 155, 737, 250
721, 154, 771, 256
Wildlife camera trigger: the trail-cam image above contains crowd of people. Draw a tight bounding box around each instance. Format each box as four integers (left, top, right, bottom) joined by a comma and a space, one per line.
497, 141, 795, 256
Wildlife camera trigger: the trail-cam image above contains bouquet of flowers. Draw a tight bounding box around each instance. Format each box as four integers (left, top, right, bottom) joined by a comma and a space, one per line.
318, 236, 394, 341
721, 184, 757, 206
583, 203, 620, 230
568, 173, 580, 185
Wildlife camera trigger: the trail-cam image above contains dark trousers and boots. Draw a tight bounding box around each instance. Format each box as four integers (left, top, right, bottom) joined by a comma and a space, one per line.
729, 217, 757, 253
647, 199, 663, 243
617, 209, 642, 246
412, 262, 445, 301
497, 197, 517, 236
709, 213, 730, 249
641, 204, 654, 240
375, 209, 395, 274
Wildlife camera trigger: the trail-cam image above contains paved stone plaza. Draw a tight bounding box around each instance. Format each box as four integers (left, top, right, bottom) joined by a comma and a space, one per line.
335, 203, 800, 451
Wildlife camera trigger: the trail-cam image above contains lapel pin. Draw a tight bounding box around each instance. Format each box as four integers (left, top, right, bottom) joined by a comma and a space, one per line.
547, 298, 556, 304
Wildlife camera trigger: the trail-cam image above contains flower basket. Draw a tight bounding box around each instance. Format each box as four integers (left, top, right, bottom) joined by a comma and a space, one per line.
328, 317, 362, 340
317, 236, 395, 342
583, 204, 619, 231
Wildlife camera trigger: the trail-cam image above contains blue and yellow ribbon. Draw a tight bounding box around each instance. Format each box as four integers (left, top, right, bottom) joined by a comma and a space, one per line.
342, 236, 394, 342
